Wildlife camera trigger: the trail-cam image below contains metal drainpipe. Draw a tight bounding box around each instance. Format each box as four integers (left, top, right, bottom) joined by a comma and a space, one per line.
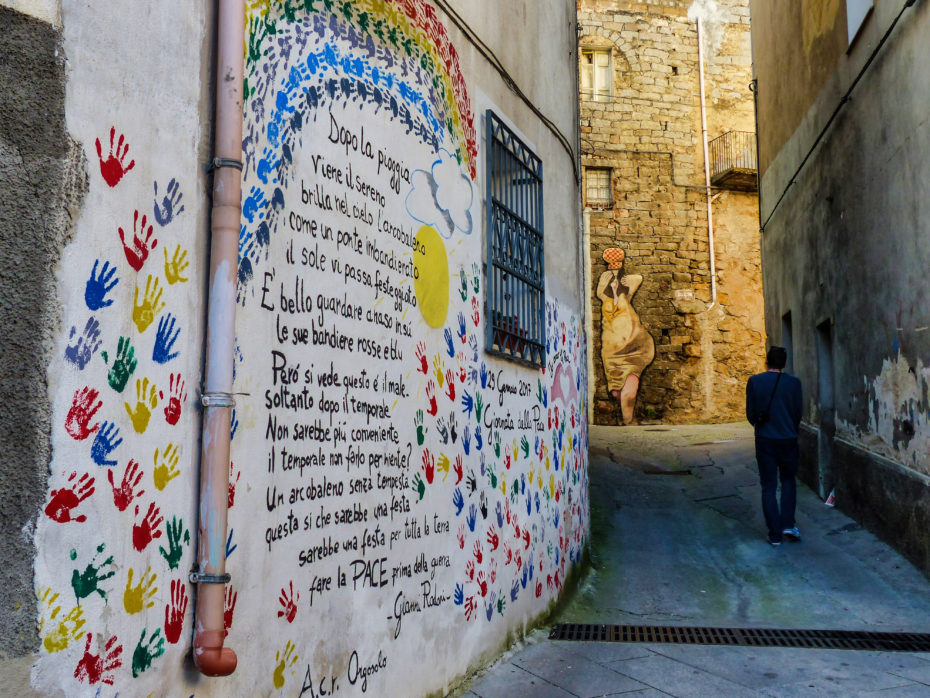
696, 17, 717, 309
191, 0, 244, 677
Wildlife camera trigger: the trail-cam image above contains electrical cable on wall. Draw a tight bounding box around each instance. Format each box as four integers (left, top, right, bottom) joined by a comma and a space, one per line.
432, 0, 581, 180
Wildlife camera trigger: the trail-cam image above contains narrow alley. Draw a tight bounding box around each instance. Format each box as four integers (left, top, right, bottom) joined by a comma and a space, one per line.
465, 424, 930, 697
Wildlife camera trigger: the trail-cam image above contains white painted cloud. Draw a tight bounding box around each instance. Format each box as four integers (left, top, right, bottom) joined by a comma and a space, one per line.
405, 149, 473, 239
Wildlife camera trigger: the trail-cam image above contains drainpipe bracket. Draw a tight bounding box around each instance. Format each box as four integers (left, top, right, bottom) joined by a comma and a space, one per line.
189, 571, 232, 585
201, 392, 237, 408
205, 157, 244, 173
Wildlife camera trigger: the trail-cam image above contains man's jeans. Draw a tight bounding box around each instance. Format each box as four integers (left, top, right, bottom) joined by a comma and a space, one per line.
755, 436, 799, 542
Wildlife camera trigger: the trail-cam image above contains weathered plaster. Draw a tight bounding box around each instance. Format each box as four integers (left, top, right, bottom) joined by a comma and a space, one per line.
0, 6, 85, 664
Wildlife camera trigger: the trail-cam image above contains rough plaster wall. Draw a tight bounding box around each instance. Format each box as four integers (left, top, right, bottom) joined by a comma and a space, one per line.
0, 6, 85, 662
579, 0, 763, 425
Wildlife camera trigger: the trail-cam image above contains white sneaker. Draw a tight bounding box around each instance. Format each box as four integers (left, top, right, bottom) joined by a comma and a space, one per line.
782, 527, 801, 542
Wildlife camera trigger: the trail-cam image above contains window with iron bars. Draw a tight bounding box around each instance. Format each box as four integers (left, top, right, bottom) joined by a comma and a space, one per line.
585, 167, 612, 205
484, 110, 545, 368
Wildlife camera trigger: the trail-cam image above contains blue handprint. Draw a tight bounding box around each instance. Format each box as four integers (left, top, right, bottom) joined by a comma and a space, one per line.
555, 548, 560, 567
529, 553, 534, 579
90, 421, 122, 466
462, 426, 471, 455
153, 178, 185, 226
525, 493, 531, 516
510, 580, 520, 602
443, 328, 455, 357
480, 362, 488, 389
535, 492, 541, 513
153, 313, 181, 364
457, 312, 466, 342
461, 391, 473, 418
242, 185, 266, 223
485, 593, 495, 621
554, 511, 560, 529
553, 449, 560, 472
495, 501, 503, 528
256, 146, 280, 184
84, 260, 119, 311
64, 317, 102, 370
521, 563, 528, 589
466, 504, 477, 532
453, 583, 464, 605
452, 488, 464, 516
475, 425, 483, 451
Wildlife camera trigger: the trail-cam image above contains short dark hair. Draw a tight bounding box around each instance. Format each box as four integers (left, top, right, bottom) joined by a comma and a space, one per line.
766, 346, 787, 370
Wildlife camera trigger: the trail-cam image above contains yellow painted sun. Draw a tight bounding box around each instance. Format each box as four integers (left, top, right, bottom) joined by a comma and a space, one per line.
413, 225, 449, 328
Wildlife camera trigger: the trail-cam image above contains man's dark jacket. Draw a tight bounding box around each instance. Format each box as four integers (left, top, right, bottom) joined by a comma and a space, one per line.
745, 371, 802, 439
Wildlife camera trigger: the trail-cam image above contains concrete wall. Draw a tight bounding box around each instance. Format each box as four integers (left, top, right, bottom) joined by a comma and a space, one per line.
3, 1, 589, 695
578, 0, 764, 425
752, 0, 930, 573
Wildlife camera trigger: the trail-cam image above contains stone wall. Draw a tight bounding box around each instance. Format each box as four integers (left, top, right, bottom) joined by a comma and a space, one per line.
579, 0, 764, 425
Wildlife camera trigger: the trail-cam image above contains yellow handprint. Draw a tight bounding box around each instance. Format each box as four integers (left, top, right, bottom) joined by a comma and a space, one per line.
164, 245, 190, 284
153, 443, 181, 490
273, 640, 299, 690
512, 439, 519, 462
437, 453, 450, 481
39, 587, 85, 654
549, 474, 556, 499
125, 377, 159, 434
123, 566, 158, 615
132, 275, 165, 333
432, 354, 444, 388
500, 478, 507, 496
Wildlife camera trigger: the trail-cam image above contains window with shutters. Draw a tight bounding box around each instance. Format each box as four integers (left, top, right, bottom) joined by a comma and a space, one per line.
581, 49, 612, 102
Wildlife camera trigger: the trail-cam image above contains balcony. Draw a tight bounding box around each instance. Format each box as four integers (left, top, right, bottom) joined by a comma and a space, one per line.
708, 130, 757, 192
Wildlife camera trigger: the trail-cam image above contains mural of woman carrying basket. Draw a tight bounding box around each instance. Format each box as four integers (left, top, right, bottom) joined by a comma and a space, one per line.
597, 247, 655, 424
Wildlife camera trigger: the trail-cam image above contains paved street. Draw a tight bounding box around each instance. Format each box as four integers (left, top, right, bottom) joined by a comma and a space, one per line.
460, 424, 930, 697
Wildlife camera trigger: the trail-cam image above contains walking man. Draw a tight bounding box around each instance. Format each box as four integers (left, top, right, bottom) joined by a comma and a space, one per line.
746, 346, 802, 546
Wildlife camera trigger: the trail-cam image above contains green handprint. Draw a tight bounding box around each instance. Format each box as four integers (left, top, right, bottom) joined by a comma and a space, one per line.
497, 595, 506, 615
101, 336, 137, 393
415, 410, 426, 446
510, 478, 519, 503
521, 435, 530, 458
70, 543, 115, 601
538, 378, 544, 403
472, 263, 481, 294
487, 465, 498, 489
493, 430, 501, 458
158, 516, 190, 570
459, 269, 468, 301
131, 627, 165, 677
412, 473, 425, 502
475, 393, 484, 422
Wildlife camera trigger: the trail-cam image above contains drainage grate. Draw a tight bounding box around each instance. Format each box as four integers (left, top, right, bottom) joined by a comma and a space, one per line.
549, 624, 930, 652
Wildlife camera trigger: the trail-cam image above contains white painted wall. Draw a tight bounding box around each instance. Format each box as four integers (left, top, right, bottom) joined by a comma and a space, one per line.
33, 1, 587, 695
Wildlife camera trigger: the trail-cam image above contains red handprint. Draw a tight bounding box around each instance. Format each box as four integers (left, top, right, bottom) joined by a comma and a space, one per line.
458, 364, 467, 383
505, 498, 512, 524
228, 460, 240, 508
464, 595, 477, 621
415, 342, 428, 374
535, 581, 543, 598
457, 524, 466, 550
503, 542, 513, 566
132, 502, 164, 552
473, 540, 483, 564
425, 381, 438, 417
95, 127, 135, 187
489, 558, 498, 584
444, 370, 456, 401
504, 452, 511, 470
108, 460, 144, 512
471, 297, 480, 326
224, 585, 238, 637
421, 449, 435, 485
65, 387, 102, 440
570, 404, 577, 428
453, 454, 463, 485
556, 481, 562, 503
119, 210, 158, 272
547, 574, 553, 591
522, 529, 531, 550
164, 579, 189, 644
160, 373, 187, 426
465, 558, 475, 581
476, 571, 488, 597
515, 553, 522, 571
277, 581, 299, 623
554, 570, 562, 591
554, 406, 560, 430
486, 525, 499, 551
45, 471, 95, 523
73, 633, 122, 686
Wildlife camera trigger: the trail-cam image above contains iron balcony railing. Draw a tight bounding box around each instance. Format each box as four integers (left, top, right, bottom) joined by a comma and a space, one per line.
708, 130, 757, 191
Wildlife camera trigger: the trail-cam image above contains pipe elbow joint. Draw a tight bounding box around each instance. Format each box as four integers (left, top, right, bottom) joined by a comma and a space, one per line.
194, 629, 238, 676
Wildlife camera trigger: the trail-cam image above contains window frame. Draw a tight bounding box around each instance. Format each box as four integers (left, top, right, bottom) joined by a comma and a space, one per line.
484, 109, 546, 369
581, 48, 613, 102
585, 166, 612, 205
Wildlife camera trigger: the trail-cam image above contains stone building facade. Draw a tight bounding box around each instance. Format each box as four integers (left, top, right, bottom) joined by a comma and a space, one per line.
579, 0, 765, 425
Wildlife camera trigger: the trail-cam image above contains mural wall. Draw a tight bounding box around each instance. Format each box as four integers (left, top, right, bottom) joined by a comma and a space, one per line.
31, 1, 587, 695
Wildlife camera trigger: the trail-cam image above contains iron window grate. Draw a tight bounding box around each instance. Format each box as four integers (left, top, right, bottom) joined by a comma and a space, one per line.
549, 624, 930, 652
484, 109, 545, 368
